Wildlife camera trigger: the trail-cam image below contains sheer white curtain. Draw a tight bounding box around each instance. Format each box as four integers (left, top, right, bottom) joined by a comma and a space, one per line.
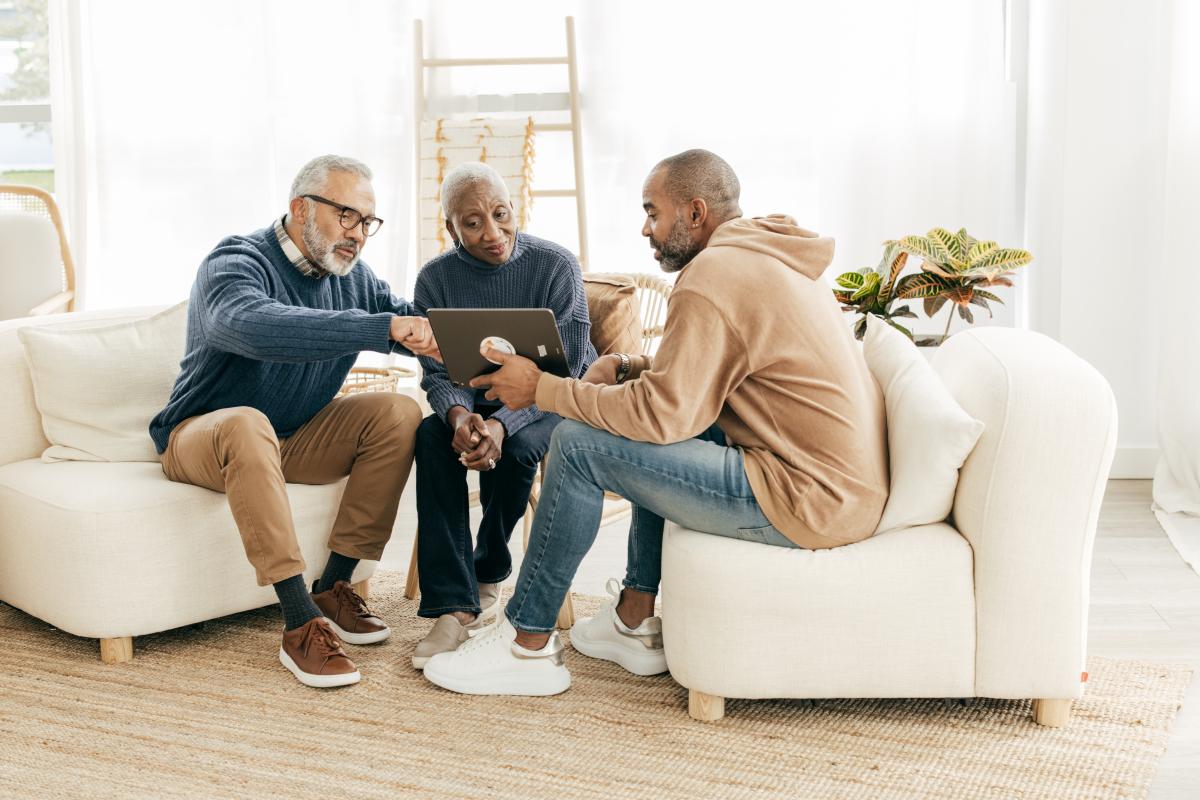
425, 0, 1015, 336
1153, 0, 1200, 566
54, 0, 1014, 333
51, 0, 426, 309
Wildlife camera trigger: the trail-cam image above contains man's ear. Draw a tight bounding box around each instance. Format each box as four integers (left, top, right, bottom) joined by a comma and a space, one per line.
289, 196, 308, 224
689, 197, 709, 228
445, 219, 460, 244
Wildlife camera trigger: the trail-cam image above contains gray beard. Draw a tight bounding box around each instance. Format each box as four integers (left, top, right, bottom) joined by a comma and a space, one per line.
302, 214, 359, 277
654, 215, 700, 273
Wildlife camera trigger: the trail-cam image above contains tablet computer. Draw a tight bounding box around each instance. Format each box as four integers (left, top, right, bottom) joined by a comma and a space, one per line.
426, 308, 570, 387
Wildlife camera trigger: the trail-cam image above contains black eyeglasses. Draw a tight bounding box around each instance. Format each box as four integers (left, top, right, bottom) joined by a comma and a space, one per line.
303, 194, 384, 237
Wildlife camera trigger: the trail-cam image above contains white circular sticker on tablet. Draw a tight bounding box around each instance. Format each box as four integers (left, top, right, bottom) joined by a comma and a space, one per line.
480, 336, 516, 364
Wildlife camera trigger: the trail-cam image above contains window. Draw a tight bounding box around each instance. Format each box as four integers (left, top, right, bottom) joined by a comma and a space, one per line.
0, 0, 52, 192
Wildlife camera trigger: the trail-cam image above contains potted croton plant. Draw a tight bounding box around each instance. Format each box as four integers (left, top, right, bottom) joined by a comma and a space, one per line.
833, 228, 1033, 346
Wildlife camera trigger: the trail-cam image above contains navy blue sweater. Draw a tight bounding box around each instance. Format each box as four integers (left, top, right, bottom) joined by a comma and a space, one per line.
149, 224, 415, 453
414, 233, 596, 437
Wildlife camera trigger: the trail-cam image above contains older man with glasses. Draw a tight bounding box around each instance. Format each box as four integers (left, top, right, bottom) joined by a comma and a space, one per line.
150, 154, 439, 688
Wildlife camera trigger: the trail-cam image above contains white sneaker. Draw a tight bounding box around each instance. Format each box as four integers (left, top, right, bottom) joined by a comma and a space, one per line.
570, 578, 667, 676
423, 618, 571, 696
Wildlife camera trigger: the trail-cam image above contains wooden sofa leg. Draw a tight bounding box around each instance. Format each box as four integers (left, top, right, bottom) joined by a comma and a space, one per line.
689, 689, 725, 722
404, 535, 420, 600
351, 578, 370, 601
556, 592, 576, 629
1031, 698, 1072, 727
99, 636, 133, 664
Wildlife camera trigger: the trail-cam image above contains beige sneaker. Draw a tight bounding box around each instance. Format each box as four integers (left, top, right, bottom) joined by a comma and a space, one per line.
478, 582, 502, 625
412, 614, 471, 670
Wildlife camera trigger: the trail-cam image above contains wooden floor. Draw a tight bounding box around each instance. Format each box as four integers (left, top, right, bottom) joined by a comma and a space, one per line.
381, 478, 1200, 798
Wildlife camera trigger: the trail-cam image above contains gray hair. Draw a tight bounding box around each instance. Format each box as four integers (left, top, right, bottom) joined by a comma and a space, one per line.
654, 149, 742, 220
289, 154, 373, 201
440, 162, 509, 218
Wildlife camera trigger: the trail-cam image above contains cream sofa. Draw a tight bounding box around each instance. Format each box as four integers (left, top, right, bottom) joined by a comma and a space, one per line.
0, 307, 371, 663
661, 327, 1117, 727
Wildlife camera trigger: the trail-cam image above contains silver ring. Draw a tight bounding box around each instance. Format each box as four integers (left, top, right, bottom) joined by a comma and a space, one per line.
488, 458, 496, 469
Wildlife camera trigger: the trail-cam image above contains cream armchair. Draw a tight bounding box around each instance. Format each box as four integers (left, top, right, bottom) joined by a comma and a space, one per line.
660, 327, 1118, 727
0, 185, 77, 320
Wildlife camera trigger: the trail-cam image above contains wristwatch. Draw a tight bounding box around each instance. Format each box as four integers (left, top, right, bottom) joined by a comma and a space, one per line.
614, 352, 632, 384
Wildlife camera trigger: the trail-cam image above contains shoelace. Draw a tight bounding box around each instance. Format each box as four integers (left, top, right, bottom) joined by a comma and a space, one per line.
458, 622, 504, 655
336, 584, 374, 619
308, 623, 345, 658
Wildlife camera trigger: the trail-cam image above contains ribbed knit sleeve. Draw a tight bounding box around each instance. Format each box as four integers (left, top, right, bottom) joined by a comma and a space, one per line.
363, 269, 423, 358
198, 243, 394, 362
414, 262, 475, 420
491, 252, 593, 437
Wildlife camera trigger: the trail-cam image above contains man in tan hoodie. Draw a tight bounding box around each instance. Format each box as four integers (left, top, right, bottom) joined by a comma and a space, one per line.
420, 149, 888, 697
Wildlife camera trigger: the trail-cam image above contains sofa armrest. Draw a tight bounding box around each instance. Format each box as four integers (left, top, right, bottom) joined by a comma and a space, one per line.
933, 328, 1117, 698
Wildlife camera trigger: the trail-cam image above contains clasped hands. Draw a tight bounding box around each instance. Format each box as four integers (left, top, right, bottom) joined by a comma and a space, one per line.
448, 406, 503, 471
389, 316, 441, 360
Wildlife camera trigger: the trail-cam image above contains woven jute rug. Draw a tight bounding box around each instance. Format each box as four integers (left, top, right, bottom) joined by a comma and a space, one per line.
0, 571, 1191, 800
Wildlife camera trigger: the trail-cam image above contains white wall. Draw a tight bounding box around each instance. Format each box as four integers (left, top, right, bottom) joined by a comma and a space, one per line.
1023, 0, 1170, 477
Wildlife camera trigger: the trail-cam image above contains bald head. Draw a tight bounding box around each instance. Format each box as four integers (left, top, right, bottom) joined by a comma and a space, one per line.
652, 149, 742, 222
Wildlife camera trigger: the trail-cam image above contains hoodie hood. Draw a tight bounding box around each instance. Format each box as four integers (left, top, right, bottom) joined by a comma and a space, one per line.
705, 215, 834, 281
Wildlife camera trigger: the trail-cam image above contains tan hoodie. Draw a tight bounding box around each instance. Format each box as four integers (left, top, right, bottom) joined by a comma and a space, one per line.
535, 215, 889, 548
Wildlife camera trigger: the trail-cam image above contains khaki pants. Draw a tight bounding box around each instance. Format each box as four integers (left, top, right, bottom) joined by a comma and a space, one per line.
161, 392, 420, 586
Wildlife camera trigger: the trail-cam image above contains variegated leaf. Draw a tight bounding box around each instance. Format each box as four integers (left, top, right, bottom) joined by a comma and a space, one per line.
968, 295, 994, 318
896, 272, 949, 299
895, 235, 945, 265
835, 272, 865, 290
973, 247, 1033, 272
967, 239, 998, 263
926, 228, 959, 264
924, 294, 949, 317
851, 272, 880, 301
886, 319, 914, 339
973, 289, 1005, 305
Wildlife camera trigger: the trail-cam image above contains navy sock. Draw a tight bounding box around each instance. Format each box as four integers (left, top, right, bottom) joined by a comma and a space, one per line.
273, 574, 323, 630
316, 551, 359, 594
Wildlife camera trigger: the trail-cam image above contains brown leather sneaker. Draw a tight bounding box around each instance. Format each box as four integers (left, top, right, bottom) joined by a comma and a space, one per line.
279, 617, 361, 688
311, 580, 391, 645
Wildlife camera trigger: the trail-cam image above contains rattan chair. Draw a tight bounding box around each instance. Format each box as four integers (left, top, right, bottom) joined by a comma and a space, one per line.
0, 184, 77, 320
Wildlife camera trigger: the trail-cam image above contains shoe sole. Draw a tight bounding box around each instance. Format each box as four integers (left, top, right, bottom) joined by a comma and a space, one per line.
423, 662, 571, 696
278, 648, 361, 688
324, 617, 391, 645
570, 621, 668, 677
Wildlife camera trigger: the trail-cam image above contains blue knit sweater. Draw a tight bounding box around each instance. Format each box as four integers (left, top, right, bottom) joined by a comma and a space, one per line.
149, 224, 416, 453
415, 233, 596, 437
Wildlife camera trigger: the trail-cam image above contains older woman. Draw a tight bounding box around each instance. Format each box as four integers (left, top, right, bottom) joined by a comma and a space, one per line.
410, 162, 596, 668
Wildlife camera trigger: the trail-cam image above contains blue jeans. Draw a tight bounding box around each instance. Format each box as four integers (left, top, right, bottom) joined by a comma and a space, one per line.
505, 420, 799, 633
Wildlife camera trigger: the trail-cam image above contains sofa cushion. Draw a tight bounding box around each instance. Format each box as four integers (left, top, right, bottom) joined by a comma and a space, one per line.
863, 316, 985, 533
0, 459, 350, 638
18, 301, 187, 463
661, 521, 976, 699
583, 273, 643, 356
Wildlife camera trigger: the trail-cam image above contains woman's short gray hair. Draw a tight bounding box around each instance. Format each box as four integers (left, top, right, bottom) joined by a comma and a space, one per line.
440, 162, 509, 218
289, 155, 373, 201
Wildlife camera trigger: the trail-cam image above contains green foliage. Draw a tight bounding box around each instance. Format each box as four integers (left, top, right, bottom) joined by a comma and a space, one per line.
833, 243, 918, 340
0, 0, 51, 137
833, 227, 1033, 342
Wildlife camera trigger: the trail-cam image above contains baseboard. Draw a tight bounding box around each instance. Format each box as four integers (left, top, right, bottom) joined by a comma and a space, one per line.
1110, 447, 1160, 479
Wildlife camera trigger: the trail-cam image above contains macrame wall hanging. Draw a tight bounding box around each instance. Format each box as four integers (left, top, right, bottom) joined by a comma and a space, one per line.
417, 117, 535, 265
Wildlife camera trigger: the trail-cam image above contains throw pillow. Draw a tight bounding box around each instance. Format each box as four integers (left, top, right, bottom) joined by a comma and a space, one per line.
863, 316, 985, 533
18, 302, 188, 462
583, 273, 643, 356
